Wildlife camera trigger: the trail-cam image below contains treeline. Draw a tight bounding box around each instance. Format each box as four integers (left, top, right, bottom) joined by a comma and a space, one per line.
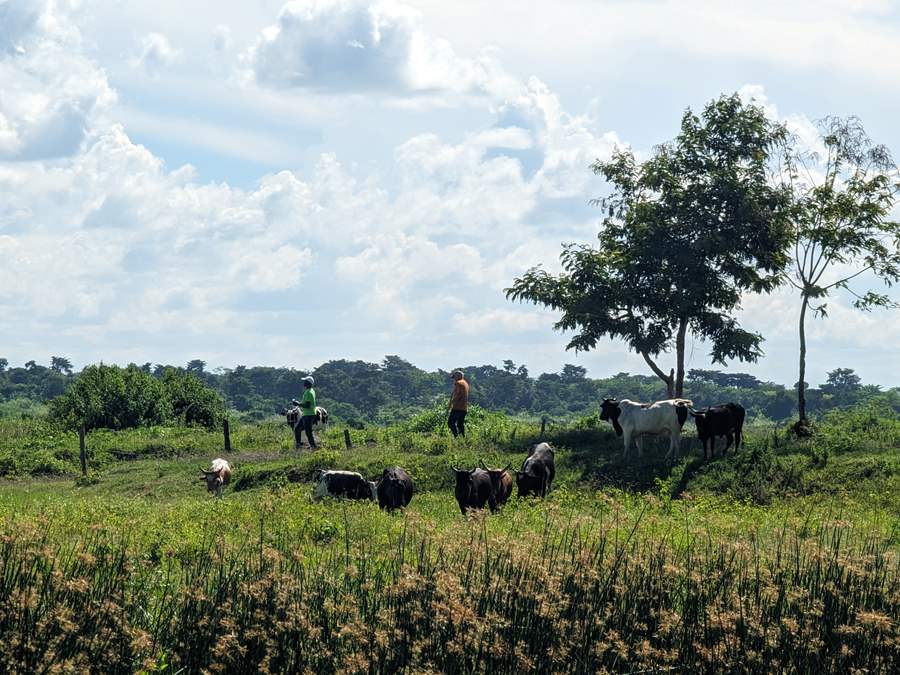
3, 356, 899, 425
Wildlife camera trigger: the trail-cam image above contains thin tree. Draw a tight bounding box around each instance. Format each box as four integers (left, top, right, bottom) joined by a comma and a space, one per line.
508, 95, 793, 397
781, 117, 900, 424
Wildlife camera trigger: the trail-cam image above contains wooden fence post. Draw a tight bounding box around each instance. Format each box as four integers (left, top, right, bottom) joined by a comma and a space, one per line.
223, 418, 232, 452
540, 417, 547, 438
344, 429, 352, 450
79, 425, 87, 476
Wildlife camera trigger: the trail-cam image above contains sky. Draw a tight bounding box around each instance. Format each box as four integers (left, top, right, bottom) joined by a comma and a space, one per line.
2, 0, 900, 387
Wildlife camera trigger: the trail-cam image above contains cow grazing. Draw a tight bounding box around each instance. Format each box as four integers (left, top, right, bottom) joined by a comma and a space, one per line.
376, 466, 414, 511
199, 458, 232, 497
690, 402, 746, 460
599, 398, 692, 460
452, 467, 494, 514
313, 470, 376, 501
516, 443, 555, 498
480, 461, 513, 509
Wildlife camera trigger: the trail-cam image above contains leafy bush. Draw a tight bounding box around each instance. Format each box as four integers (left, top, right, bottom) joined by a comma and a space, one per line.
47, 365, 224, 432
48, 364, 168, 431
161, 368, 225, 430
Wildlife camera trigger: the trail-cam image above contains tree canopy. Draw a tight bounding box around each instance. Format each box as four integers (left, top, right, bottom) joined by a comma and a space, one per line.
779, 116, 900, 421
507, 94, 794, 396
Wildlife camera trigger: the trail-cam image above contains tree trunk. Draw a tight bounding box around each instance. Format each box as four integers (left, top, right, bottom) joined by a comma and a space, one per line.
641, 351, 674, 398
675, 318, 688, 398
798, 294, 809, 421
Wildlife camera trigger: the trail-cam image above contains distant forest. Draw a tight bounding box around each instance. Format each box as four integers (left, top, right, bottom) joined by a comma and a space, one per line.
3, 355, 898, 426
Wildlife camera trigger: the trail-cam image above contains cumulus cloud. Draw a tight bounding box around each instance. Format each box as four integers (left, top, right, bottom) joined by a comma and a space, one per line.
242, 0, 519, 99
130, 32, 182, 73
0, 1, 114, 160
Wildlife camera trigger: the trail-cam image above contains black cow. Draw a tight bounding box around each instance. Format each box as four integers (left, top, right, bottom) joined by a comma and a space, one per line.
516, 442, 555, 498
313, 470, 376, 501
690, 403, 746, 460
452, 467, 494, 514
480, 461, 513, 510
376, 466, 414, 511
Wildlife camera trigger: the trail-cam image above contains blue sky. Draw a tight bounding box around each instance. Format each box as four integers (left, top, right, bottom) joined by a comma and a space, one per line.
2, 0, 899, 387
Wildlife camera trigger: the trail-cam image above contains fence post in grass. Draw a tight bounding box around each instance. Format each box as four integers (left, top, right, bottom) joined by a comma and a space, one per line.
223, 418, 232, 453
79, 425, 87, 476
344, 428, 352, 450
540, 416, 547, 439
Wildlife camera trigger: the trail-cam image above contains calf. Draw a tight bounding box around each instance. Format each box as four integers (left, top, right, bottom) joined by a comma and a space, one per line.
599, 398, 692, 460
480, 461, 513, 509
452, 467, 494, 514
199, 458, 232, 497
690, 402, 745, 460
376, 466, 414, 511
313, 470, 376, 501
516, 443, 555, 498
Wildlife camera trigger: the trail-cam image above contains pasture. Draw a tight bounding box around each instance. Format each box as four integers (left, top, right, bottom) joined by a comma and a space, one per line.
0, 407, 898, 673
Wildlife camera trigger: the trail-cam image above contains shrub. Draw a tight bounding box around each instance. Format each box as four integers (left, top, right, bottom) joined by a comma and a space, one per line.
161, 369, 225, 430
48, 364, 168, 431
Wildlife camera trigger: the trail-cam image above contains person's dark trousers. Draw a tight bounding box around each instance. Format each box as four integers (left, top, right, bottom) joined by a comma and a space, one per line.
448, 410, 467, 438
301, 415, 317, 448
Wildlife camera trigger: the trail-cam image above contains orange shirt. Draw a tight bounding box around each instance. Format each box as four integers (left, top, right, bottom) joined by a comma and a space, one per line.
450, 379, 469, 411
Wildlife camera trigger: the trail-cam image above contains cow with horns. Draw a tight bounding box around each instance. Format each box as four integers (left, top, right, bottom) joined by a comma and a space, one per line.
690, 402, 746, 460
599, 398, 692, 460
376, 466, 414, 511
452, 466, 494, 514
199, 458, 232, 497
480, 460, 513, 509
516, 442, 555, 498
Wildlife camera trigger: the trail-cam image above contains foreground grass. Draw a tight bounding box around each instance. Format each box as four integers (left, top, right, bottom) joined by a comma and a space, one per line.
0, 406, 898, 672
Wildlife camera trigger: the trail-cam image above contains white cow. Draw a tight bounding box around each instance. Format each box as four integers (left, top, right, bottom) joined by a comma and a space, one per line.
199, 458, 232, 497
599, 398, 692, 459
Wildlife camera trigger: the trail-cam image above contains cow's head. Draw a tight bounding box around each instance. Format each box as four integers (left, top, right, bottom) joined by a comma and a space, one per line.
515, 469, 544, 498
689, 407, 709, 430
282, 406, 301, 426
480, 461, 512, 491
199, 467, 225, 494
599, 398, 623, 436
378, 469, 406, 510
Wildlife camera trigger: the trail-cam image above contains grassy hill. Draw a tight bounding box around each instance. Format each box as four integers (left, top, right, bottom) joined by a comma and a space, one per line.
0, 406, 897, 672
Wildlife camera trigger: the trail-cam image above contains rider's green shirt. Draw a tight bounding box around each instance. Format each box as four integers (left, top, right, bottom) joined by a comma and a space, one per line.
301, 388, 317, 417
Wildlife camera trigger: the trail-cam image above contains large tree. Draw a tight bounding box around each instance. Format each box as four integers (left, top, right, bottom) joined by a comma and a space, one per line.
779, 117, 900, 423
507, 94, 793, 397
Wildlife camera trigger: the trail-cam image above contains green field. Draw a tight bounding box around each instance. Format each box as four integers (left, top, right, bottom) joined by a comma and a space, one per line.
1, 408, 898, 673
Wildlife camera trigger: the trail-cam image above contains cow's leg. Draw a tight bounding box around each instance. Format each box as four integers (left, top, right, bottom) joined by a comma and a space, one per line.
667, 430, 679, 461
634, 434, 644, 458
723, 433, 733, 454
622, 429, 633, 458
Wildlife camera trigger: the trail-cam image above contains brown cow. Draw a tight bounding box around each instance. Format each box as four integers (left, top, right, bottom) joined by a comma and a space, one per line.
480, 460, 513, 510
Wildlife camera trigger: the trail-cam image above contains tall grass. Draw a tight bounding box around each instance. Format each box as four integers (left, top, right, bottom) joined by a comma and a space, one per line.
0, 510, 896, 673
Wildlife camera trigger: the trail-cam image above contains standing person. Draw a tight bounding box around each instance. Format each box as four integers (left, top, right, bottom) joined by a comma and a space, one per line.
448, 370, 469, 438
297, 376, 318, 449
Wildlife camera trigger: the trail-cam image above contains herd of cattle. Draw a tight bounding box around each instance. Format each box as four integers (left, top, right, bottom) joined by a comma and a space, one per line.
201, 398, 747, 511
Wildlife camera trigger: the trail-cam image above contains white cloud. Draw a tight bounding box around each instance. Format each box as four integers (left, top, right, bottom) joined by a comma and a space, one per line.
453, 307, 551, 336
0, 1, 114, 161
212, 24, 233, 53
242, 0, 519, 100
130, 32, 182, 73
